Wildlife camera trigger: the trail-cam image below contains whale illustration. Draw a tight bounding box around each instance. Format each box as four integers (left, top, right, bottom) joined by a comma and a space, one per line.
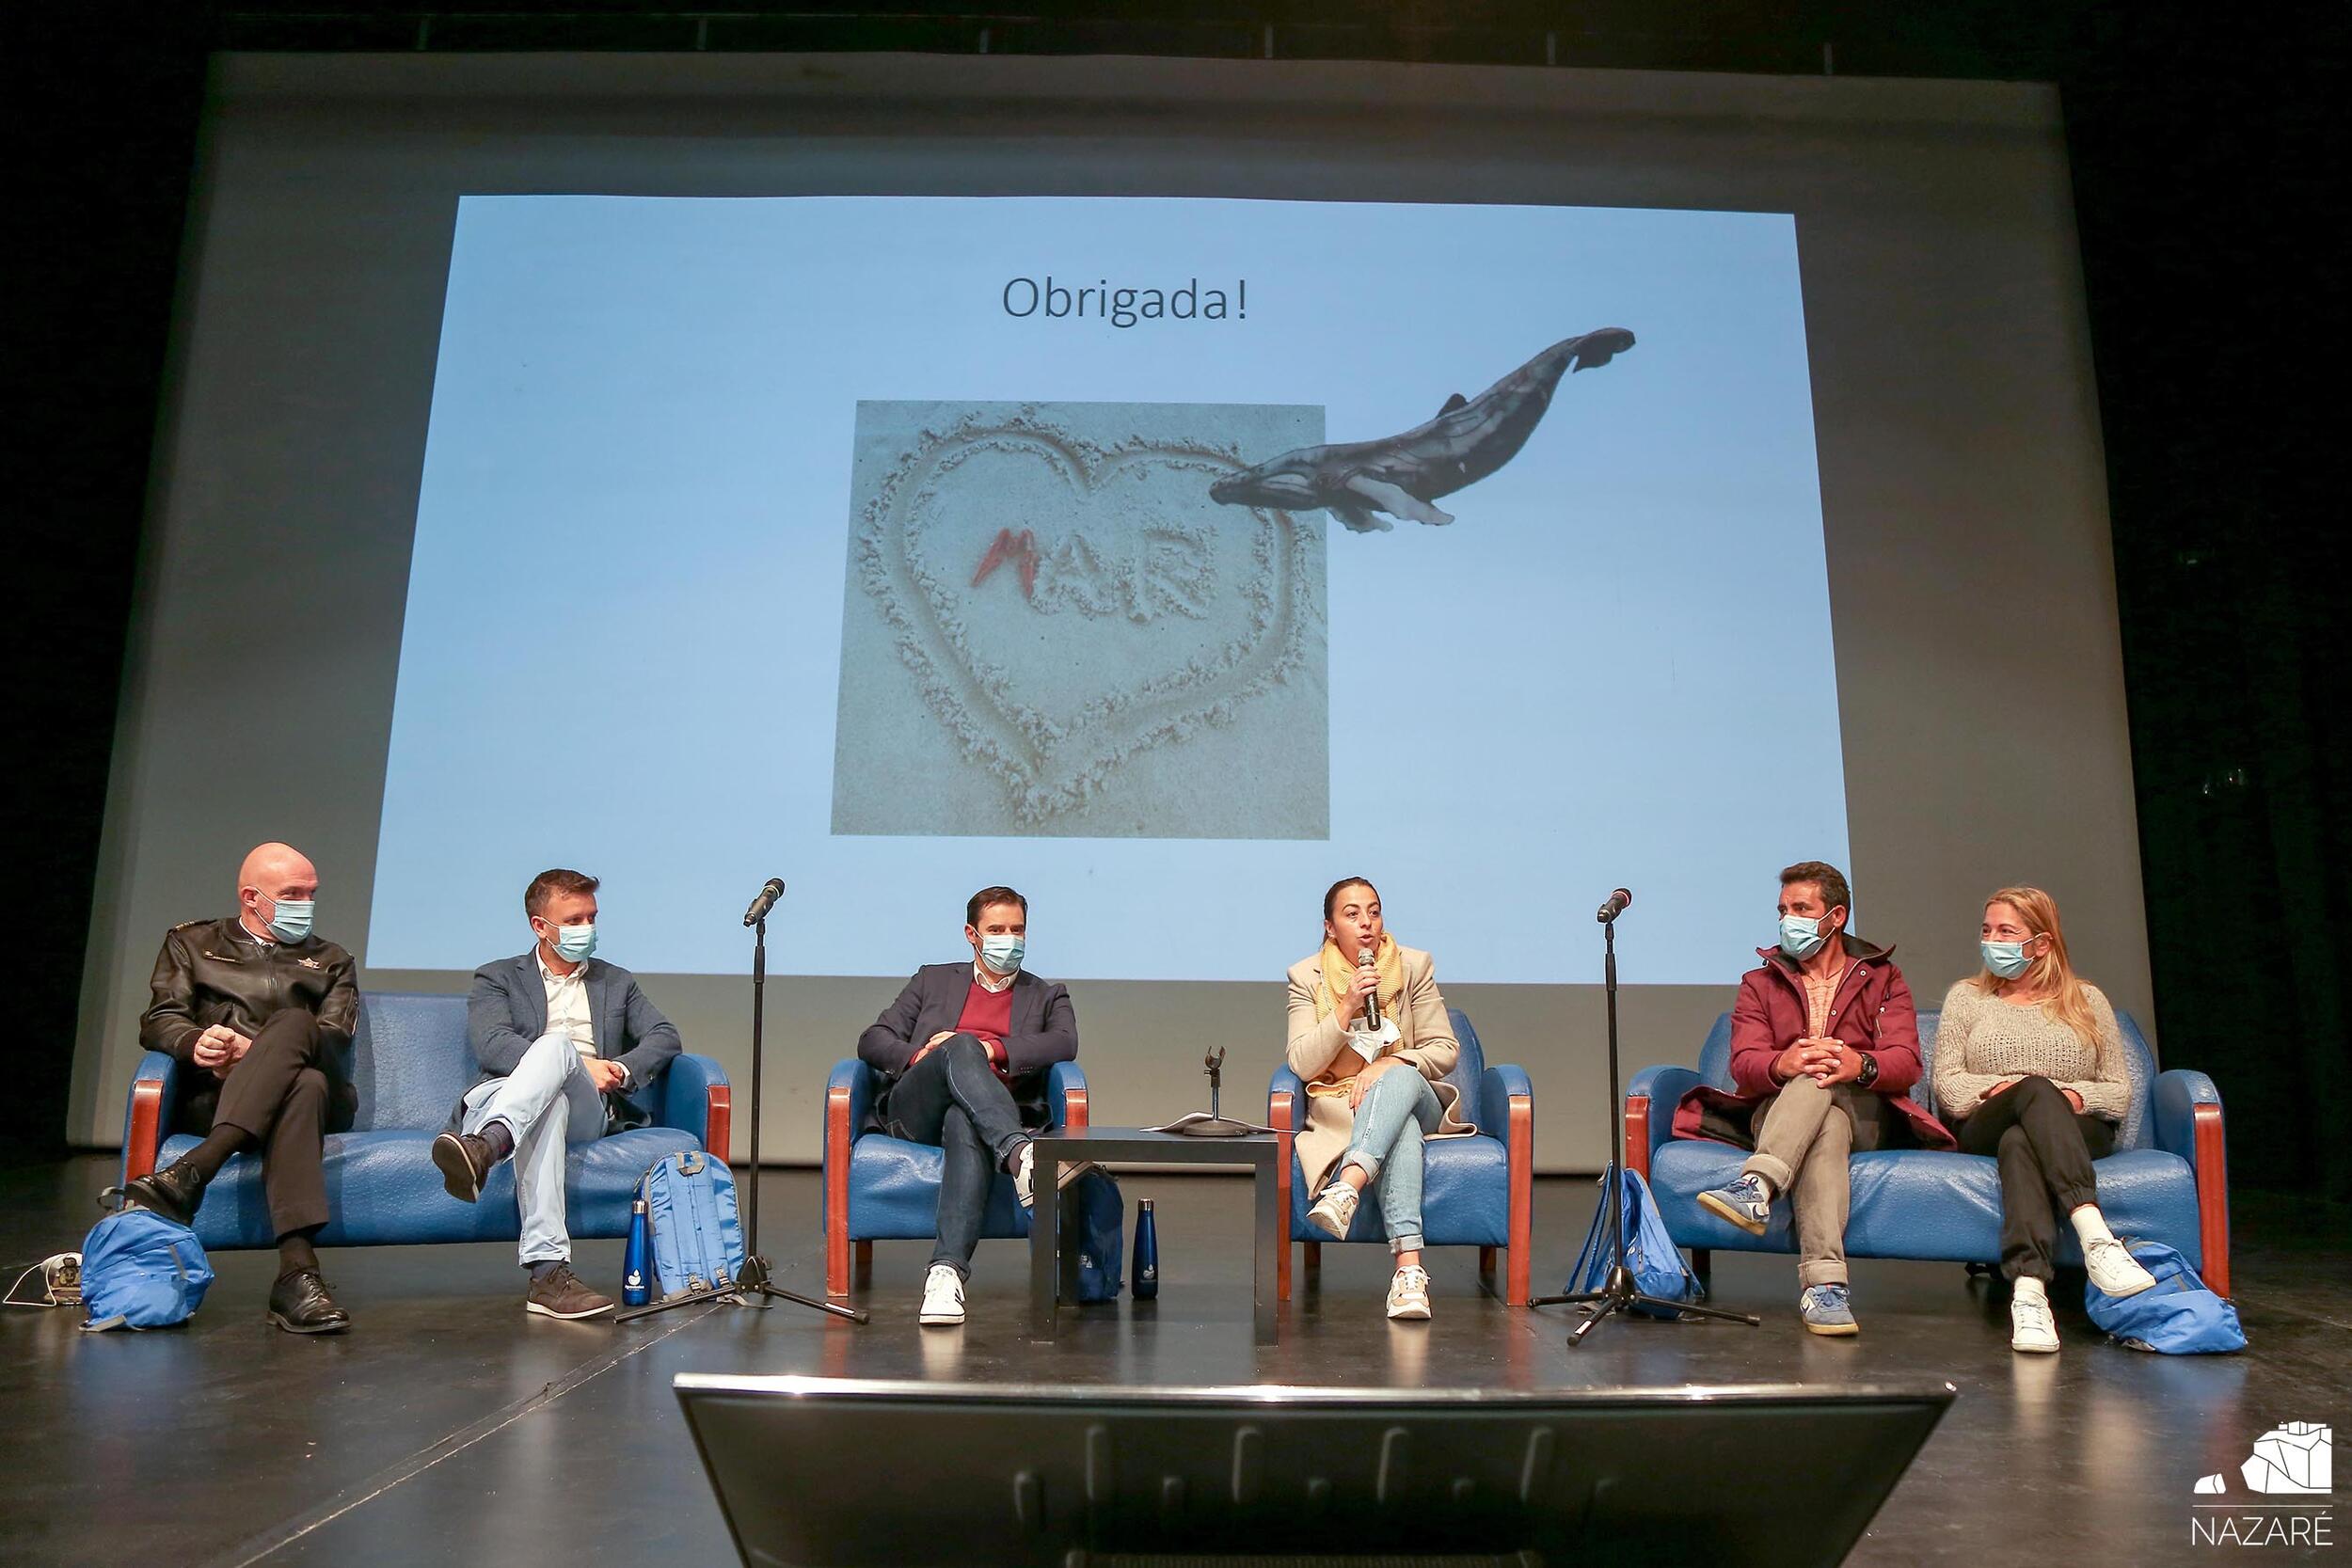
1208, 327, 1634, 532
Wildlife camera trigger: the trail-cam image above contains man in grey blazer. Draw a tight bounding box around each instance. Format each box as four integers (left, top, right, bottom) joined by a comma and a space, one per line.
432, 867, 682, 1320
858, 885, 1078, 1325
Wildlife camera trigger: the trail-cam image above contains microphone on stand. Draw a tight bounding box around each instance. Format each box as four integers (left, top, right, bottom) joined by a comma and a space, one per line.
1358, 946, 1383, 1031
1596, 887, 1633, 924
742, 877, 786, 927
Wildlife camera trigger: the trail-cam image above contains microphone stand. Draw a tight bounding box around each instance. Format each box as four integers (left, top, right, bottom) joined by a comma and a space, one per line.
1531, 904, 1758, 1341
619, 908, 866, 1323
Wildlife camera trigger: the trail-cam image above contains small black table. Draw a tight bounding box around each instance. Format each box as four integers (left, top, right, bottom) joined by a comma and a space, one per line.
1026, 1126, 1281, 1344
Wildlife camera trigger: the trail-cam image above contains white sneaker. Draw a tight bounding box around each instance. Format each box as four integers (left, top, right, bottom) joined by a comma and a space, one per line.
2083, 1236, 2156, 1298
918, 1263, 964, 1326
1387, 1264, 1432, 1321
2010, 1289, 2060, 1354
1307, 1180, 1359, 1239
1011, 1143, 1035, 1210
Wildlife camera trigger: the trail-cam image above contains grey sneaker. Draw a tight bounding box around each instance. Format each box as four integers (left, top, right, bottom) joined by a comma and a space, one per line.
526, 1263, 614, 1321
1697, 1173, 1773, 1236
1800, 1283, 1859, 1336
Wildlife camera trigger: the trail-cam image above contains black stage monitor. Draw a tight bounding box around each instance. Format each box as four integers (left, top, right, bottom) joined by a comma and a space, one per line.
675, 1374, 1953, 1568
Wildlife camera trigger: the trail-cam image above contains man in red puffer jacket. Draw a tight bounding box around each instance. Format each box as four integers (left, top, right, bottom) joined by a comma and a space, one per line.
1673, 861, 1953, 1337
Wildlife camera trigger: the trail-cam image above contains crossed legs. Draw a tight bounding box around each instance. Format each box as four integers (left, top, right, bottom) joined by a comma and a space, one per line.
880, 1036, 1031, 1278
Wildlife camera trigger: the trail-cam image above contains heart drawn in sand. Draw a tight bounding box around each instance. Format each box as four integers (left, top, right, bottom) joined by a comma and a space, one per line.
852, 407, 1323, 825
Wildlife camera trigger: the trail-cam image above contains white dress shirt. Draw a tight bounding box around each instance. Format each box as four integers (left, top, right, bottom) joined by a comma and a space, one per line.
538, 951, 617, 1082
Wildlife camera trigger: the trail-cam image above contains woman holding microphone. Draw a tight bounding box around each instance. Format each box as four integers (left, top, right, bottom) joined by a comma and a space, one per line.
1284, 877, 1477, 1320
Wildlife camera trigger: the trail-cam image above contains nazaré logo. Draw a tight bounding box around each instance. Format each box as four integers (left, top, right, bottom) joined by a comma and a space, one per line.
2191, 1423, 2333, 1549
2199, 1423, 2333, 1496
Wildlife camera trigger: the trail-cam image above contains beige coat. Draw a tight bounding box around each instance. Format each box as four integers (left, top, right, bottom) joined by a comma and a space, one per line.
1284, 945, 1478, 1193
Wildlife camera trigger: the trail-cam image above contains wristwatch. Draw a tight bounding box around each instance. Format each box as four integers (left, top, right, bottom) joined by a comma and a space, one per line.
1854, 1051, 1880, 1088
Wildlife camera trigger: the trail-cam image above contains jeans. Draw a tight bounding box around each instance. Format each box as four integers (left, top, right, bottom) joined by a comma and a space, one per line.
1740, 1075, 1899, 1289
878, 1036, 1030, 1277
1335, 1067, 1442, 1255
461, 1032, 606, 1267
1955, 1074, 2114, 1283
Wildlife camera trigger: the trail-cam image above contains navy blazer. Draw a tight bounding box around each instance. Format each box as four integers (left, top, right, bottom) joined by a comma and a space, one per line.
457, 950, 684, 1131
857, 962, 1078, 1128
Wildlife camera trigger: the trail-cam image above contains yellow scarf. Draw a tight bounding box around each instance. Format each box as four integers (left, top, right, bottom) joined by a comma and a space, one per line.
1310, 934, 1406, 1094
1315, 934, 1405, 1024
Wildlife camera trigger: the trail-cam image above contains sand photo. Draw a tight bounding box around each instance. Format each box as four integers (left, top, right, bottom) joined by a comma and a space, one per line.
833, 400, 1329, 839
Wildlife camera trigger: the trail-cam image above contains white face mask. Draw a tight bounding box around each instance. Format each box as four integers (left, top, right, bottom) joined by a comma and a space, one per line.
1777, 912, 1827, 959
543, 921, 597, 963
262, 895, 315, 943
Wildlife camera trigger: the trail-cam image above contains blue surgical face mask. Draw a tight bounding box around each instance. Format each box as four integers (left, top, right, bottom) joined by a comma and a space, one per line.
1981, 939, 2035, 980
264, 896, 315, 943
545, 921, 597, 963
978, 933, 1025, 974
1776, 913, 1827, 960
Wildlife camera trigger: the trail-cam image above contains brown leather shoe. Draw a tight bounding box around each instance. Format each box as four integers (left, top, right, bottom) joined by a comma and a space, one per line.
526, 1263, 614, 1321
430, 1132, 494, 1203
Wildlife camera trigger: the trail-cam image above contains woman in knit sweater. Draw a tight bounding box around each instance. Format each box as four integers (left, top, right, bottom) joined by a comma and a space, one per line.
1934, 886, 2156, 1353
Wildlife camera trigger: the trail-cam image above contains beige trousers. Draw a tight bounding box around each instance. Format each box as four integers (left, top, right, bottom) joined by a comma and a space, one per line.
1740, 1075, 1884, 1288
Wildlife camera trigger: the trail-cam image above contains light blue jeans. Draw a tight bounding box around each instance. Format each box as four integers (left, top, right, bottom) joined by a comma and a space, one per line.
460, 1032, 605, 1266
1334, 1067, 1442, 1255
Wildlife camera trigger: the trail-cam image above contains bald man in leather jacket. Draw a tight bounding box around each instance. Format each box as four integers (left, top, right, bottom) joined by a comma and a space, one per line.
119, 842, 360, 1332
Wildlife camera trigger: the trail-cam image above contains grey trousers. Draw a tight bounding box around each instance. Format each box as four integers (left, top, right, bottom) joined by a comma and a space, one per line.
1740, 1075, 1891, 1288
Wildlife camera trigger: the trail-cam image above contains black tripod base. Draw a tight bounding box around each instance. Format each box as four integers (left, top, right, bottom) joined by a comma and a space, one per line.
1533, 1265, 1762, 1343
614, 1253, 870, 1324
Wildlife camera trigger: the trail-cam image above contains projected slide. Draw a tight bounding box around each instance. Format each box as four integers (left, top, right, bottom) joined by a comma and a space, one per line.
370, 196, 1846, 984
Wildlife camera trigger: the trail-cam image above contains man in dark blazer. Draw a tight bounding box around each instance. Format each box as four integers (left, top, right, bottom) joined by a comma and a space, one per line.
432, 867, 682, 1321
857, 884, 1078, 1325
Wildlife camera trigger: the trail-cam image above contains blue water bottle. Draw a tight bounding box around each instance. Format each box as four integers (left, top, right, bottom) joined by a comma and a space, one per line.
622, 1196, 651, 1307
1132, 1198, 1159, 1301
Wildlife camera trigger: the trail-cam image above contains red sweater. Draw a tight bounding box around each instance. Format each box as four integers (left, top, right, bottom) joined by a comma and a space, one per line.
955, 979, 1015, 1075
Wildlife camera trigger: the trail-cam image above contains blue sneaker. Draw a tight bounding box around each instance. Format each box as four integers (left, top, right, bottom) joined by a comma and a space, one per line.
1696, 1173, 1772, 1236
1800, 1283, 1859, 1336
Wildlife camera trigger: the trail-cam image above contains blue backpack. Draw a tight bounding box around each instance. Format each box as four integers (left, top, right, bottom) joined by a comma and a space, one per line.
2085, 1240, 2246, 1354
1565, 1166, 1705, 1319
1066, 1169, 1124, 1304
80, 1207, 215, 1331
639, 1149, 745, 1299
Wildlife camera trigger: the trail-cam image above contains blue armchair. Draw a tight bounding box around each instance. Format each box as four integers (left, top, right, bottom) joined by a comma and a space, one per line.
1626, 1007, 2231, 1294
821, 1057, 1089, 1296
121, 990, 730, 1250
1268, 1007, 1534, 1306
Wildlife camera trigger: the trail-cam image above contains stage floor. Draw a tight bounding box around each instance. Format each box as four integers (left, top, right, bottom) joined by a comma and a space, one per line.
4, 1157, 2344, 1567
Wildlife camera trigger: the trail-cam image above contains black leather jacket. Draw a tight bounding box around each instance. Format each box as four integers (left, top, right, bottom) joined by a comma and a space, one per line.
139, 915, 361, 1127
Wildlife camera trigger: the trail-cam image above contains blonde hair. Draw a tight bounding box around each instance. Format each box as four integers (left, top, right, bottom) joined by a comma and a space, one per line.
1973, 885, 2099, 1048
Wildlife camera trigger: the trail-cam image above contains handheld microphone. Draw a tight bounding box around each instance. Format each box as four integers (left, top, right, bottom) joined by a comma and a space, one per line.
1358, 946, 1382, 1031
742, 877, 786, 927
1596, 887, 1633, 924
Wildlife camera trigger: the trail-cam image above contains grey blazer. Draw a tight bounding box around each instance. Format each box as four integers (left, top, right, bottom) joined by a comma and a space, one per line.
455, 951, 684, 1132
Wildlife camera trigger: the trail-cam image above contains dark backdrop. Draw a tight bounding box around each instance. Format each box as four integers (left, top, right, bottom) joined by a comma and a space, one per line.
11, 2, 2344, 1195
